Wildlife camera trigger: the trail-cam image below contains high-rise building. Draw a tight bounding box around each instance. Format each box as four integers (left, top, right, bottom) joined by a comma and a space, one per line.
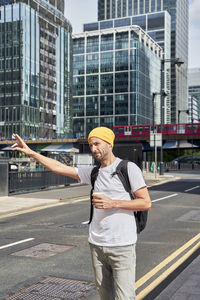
84, 10, 171, 123
73, 26, 162, 138
188, 68, 200, 122
98, 0, 189, 124
0, 0, 72, 139
187, 96, 199, 123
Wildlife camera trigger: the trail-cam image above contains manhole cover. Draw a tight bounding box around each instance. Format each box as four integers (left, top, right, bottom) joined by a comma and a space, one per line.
11, 243, 75, 258
60, 223, 88, 229
4, 276, 96, 300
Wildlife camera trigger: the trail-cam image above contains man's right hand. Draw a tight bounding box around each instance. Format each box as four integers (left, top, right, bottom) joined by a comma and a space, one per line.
11, 134, 33, 156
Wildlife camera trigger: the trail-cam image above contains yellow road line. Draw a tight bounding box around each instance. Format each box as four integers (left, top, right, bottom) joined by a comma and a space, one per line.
136, 240, 200, 299
135, 233, 200, 291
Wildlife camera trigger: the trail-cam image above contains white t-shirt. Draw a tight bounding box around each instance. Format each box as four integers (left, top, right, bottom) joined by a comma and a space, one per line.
77, 157, 146, 247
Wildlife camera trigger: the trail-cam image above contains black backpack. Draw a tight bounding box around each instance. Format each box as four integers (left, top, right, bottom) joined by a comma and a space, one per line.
89, 160, 148, 234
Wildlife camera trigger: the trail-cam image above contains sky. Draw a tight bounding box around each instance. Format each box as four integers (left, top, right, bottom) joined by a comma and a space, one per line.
65, 0, 200, 69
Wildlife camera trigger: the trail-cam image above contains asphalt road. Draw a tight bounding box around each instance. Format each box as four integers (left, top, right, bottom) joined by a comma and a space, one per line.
0, 171, 200, 299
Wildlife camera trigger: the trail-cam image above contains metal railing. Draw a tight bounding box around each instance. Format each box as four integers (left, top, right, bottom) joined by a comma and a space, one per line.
143, 161, 200, 173
9, 170, 77, 194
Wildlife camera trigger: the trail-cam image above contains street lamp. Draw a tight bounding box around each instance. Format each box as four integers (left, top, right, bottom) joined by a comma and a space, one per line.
160, 58, 184, 175
191, 96, 194, 170
152, 92, 167, 178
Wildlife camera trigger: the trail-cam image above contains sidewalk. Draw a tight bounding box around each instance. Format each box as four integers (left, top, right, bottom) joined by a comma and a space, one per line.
0, 172, 176, 218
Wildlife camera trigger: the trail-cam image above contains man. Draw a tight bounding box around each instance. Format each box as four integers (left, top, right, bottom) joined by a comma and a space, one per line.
12, 127, 151, 300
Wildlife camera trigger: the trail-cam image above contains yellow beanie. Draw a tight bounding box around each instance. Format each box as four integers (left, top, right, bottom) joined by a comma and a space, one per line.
88, 127, 115, 148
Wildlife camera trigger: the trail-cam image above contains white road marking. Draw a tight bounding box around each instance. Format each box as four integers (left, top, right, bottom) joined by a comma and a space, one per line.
0, 238, 34, 250
185, 186, 200, 192
152, 193, 178, 203
81, 220, 89, 224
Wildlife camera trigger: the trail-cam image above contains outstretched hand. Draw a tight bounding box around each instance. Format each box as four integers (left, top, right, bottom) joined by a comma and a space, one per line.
11, 134, 32, 156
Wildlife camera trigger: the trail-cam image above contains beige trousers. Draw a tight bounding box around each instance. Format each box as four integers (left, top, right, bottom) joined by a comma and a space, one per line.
89, 243, 136, 300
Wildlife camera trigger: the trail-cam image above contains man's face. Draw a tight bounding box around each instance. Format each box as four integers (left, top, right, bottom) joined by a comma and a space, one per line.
89, 137, 111, 162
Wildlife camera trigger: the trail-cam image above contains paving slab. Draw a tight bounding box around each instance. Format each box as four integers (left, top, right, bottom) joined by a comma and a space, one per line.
155, 254, 200, 300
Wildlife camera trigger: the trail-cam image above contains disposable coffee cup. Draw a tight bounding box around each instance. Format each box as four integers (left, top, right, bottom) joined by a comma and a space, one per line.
93, 192, 104, 208
93, 192, 104, 196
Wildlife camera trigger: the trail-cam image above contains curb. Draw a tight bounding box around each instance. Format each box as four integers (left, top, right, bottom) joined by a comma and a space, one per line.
136, 233, 200, 299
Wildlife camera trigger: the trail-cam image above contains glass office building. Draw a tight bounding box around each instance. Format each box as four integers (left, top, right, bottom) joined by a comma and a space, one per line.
98, 0, 189, 123
0, 0, 72, 139
73, 26, 162, 138
188, 68, 200, 122
84, 10, 171, 123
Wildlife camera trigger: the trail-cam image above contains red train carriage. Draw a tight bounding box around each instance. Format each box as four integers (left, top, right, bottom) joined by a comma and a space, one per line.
113, 123, 200, 138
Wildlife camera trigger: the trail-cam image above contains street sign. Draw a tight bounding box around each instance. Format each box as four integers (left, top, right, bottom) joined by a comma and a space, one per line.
150, 132, 162, 147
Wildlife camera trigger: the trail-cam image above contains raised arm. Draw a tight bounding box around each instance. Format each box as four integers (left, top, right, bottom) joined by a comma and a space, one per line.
11, 134, 80, 180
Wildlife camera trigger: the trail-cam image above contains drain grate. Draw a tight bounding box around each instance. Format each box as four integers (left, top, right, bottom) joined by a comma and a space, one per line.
11, 243, 75, 259
4, 276, 96, 300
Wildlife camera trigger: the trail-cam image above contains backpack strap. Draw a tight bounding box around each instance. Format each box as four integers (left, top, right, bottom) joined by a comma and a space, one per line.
111, 160, 133, 199
89, 166, 100, 224
112, 160, 146, 234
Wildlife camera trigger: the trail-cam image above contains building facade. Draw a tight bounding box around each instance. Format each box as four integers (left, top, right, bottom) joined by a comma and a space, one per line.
98, 0, 189, 124
188, 68, 200, 123
73, 26, 162, 138
0, 0, 72, 139
84, 10, 171, 123
187, 96, 199, 124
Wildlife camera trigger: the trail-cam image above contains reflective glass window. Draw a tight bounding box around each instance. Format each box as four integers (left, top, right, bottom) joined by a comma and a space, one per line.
100, 95, 113, 115
157, 0, 162, 10
132, 15, 146, 30
134, 0, 138, 15
130, 51, 138, 70
100, 74, 113, 94
101, 34, 113, 51
100, 20, 113, 30
86, 96, 98, 116
115, 72, 129, 93
86, 117, 99, 136
73, 118, 84, 138
115, 50, 128, 71
117, 0, 121, 17
114, 18, 131, 28
73, 76, 84, 96
73, 97, 84, 117
100, 116, 113, 128
115, 115, 128, 125
147, 13, 165, 30
86, 53, 99, 74
145, 0, 150, 13
73, 55, 85, 75
139, 0, 144, 14
87, 36, 99, 53
151, 0, 155, 12
73, 38, 85, 54
101, 52, 113, 72
128, 0, 133, 16
130, 93, 137, 114
86, 75, 99, 95
116, 32, 128, 49
130, 31, 139, 48
115, 94, 128, 115
84, 22, 98, 32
